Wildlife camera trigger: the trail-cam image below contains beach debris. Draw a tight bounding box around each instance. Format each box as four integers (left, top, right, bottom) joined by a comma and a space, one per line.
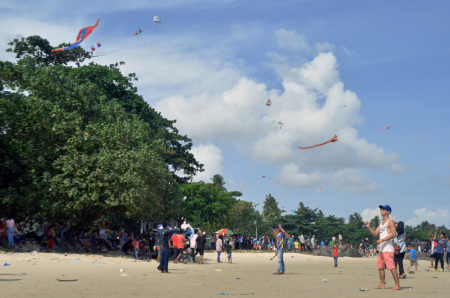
2, 263, 11, 266
214, 269, 222, 272
218, 293, 230, 296
236, 277, 241, 279
408, 271, 415, 274
120, 269, 124, 272
359, 288, 369, 291
57, 279, 78, 282
322, 279, 327, 282
73, 258, 81, 261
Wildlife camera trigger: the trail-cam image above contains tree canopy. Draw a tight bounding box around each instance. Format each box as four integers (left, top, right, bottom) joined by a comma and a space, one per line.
1, 36, 202, 235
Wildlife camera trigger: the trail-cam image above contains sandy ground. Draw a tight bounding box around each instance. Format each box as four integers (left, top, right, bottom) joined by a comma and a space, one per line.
0, 250, 448, 298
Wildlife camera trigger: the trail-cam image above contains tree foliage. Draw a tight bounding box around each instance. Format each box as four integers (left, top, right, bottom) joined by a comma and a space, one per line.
180, 180, 241, 231
262, 194, 281, 220
1, 36, 202, 235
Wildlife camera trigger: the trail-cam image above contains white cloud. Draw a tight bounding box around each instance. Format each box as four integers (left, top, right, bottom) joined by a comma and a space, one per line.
331, 169, 379, 194
275, 164, 323, 188
315, 42, 335, 53
190, 144, 224, 183
156, 44, 398, 193
389, 163, 407, 174
406, 207, 450, 226
361, 208, 380, 222
275, 29, 312, 53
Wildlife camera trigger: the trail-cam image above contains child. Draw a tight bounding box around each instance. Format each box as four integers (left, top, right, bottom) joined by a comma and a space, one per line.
407, 244, 419, 272
225, 240, 232, 264
294, 239, 300, 253
40, 235, 50, 252
332, 244, 339, 268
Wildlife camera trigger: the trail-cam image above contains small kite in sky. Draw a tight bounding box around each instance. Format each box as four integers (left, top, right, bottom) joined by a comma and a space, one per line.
317, 188, 323, 193
298, 135, 338, 149
266, 98, 272, 106
261, 176, 265, 179
272, 120, 283, 130
52, 18, 100, 52
154, 16, 161, 23
90, 42, 101, 51
132, 29, 143, 36
378, 124, 392, 130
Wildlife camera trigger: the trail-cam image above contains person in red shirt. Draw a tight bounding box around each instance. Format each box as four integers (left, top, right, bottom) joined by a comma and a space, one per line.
174, 229, 186, 264
332, 244, 339, 267
171, 231, 179, 263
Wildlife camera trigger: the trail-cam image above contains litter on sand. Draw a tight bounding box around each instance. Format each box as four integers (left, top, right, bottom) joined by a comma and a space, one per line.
322, 279, 327, 282
214, 269, 222, 272
2, 263, 10, 266
57, 279, 78, 282
218, 293, 230, 296
359, 288, 369, 291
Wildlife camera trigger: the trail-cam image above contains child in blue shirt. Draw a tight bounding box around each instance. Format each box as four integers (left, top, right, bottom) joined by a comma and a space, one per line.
407, 245, 419, 272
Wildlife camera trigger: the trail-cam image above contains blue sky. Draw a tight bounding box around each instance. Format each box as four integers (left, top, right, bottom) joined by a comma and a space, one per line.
1, 0, 449, 227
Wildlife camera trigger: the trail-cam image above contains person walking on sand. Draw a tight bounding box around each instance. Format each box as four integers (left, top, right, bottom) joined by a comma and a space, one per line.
433, 233, 447, 272
394, 221, 407, 279
216, 234, 224, 263
364, 205, 401, 290
195, 231, 206, 264
407, 244, 419, 272
225, 240, 232, 264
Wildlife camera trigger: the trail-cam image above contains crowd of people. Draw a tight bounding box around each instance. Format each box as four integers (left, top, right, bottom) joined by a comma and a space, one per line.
2, 206, 449, 290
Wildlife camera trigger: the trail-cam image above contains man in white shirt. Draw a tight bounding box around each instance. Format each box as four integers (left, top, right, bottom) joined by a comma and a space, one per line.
189, 230, 198, 263
365, 205, 401, 290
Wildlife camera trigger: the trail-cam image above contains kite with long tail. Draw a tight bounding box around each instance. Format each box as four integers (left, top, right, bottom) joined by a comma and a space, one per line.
298, 135, 338, 149
378, 124, 392, 130
52, 18, 100, 51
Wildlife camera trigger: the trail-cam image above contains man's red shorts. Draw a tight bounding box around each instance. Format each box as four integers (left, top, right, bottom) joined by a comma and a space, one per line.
377, 252, 395, 270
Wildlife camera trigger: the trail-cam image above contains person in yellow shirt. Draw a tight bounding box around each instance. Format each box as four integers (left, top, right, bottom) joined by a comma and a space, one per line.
294, 239, 300, 253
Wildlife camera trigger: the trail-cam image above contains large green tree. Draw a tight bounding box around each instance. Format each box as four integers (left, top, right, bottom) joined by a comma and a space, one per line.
180, 179, 241, 232
1, 36, 202, 235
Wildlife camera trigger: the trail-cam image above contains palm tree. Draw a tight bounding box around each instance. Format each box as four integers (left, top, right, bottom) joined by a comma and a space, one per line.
211, 174, 227, 192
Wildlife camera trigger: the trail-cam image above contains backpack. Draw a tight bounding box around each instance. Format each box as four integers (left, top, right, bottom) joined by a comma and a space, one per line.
394, 243, 401, 255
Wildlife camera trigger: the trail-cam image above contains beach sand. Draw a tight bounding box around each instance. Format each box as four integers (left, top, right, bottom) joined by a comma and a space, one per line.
0, 250, 448, 297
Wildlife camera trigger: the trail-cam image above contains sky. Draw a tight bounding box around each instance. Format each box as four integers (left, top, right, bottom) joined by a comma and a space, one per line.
1, 0, 449, 227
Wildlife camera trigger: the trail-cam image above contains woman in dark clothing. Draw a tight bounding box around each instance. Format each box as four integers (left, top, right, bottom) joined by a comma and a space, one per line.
394, 221, 407, 279
159, 230, 172, 273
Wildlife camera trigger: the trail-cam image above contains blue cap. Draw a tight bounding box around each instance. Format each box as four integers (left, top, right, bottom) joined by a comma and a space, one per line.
379, 205, 392, 213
